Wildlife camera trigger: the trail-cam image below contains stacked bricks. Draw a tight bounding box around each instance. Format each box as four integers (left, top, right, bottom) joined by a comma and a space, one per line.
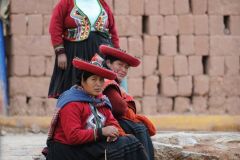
8, 0, 57, 116
8, 0, 240, 116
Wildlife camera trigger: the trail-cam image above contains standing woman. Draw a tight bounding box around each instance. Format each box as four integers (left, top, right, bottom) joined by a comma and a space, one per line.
48, 0, 119, 98
45, 57, 148, 160
100, 45, 156, 160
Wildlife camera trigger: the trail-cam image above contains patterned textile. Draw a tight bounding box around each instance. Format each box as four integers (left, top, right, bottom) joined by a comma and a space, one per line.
67, 2, 109, 41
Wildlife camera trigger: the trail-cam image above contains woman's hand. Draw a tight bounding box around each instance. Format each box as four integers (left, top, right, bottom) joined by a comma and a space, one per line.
106, 136, 118, 142
102, 125, 119, 140
57, 53, 67, 70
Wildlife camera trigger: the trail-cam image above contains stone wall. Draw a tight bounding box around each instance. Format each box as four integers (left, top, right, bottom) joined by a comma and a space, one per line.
7, 0, 240, 116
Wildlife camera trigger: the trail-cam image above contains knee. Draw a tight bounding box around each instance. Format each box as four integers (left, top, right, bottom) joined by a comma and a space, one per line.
133, 123, 148, 133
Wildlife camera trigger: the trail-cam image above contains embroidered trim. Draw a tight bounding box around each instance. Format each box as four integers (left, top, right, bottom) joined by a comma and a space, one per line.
66, 0, 109, 42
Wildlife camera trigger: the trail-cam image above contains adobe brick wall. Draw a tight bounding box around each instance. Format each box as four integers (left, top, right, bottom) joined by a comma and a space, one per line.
7, 0, 240, 116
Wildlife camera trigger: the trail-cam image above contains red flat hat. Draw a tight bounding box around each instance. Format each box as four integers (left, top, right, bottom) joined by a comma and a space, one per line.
99, 45, 140, 67
72, 57, 117, 80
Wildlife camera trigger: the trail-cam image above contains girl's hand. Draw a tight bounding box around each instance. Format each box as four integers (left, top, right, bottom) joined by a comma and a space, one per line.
107, 136, 118, 142
102, 126, 119, 138
58, 53, 67, 70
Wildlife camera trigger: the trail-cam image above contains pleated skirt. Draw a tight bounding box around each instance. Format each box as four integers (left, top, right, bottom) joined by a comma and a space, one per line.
46, 135, 148, 160
118, 119, 155, 160
48, 32, 112, 98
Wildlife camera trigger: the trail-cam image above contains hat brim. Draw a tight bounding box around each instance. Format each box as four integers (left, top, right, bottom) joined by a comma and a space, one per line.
72, 58, 116, 80
99, 45, 140, 67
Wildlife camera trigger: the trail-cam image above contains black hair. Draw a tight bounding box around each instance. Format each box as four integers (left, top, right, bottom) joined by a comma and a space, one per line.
102, 55, 120, 69
76, 71, 94, 86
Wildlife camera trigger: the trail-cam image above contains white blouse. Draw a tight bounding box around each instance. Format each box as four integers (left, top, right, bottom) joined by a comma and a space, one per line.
76, 0, 101, 30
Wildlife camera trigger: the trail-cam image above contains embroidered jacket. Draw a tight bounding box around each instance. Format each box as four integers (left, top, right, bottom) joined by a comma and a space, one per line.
48, 86, 125, 145
49, 0, 119, 48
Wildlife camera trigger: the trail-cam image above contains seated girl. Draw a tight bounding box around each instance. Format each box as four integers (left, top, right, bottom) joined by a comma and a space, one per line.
100, 45, 156, 160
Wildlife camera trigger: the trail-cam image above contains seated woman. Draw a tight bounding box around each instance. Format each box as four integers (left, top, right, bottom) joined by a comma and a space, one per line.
99, 45, 156, 160
44, 56, 148, 160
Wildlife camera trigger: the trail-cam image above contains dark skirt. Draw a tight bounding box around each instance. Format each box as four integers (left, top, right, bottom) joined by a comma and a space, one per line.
47, 135, 148, 160
118, 119, 155, 160
48, 32, 112, 98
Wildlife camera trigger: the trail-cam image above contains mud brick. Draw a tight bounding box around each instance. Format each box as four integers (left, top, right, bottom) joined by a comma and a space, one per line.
157, 96, 173, 113
164, 15, 178, 35
223, 76, 240, 96
174, 97, 191, 113
179, 35, 194, 55
28, 97, 47, 116
209, 16, 224, 35
119, 37, 128, 52
43, 15, 51, 35
161, 36, 177, 55
145, 0, 159, 15
174, 0, 190, 15
193, 75, 209, 96
192, 96, 208, 113
158, 56, 174, 76
194, 36, 209, 55
27, 14, 43, 35
207, 56, 224, 76
188, 56, 203, 75
30, 56, 45, 76
115, 16, 142, 36
192, 0, 207, 15
208, 96, 226, 114
210, 36, 240, 56
128, 36, 143, 57
128, 63, 143, 78
130, 0, 144, 15
160, 0, 174, 15
114, 0, 129, 15
179, 15, 194, 34
145, 15, 164, 35
45, 56, 55, 76
225, 56, 239, 76
209, 77, 225, 97
143, 35, 159, 55
230, 16, 240, 35
177, 76, 192, 96
11, 0, 37, 14
128, 78, 143, 97
208, 0, 240, 15
9, 77, 28, 96
161, 76, 177, 97
36, 0, 53, 14
143, 55, 157, 76
194, 15, 208, 35
142, 96, 157, 115
45, 98, 57, 116
174, 56, 188, 76
225, 97, 240, 114
10, 14, 27, 35
144, 75, 159, 96
9, 96, 28, 115
10, 77, 51, 97
9, 56, 29, 76
12, 35, 53, 56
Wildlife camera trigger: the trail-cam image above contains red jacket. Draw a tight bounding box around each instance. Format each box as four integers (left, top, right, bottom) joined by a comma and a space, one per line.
49, 0, 119, 48
103, 80, 157, 136
53, 101, 125, 145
